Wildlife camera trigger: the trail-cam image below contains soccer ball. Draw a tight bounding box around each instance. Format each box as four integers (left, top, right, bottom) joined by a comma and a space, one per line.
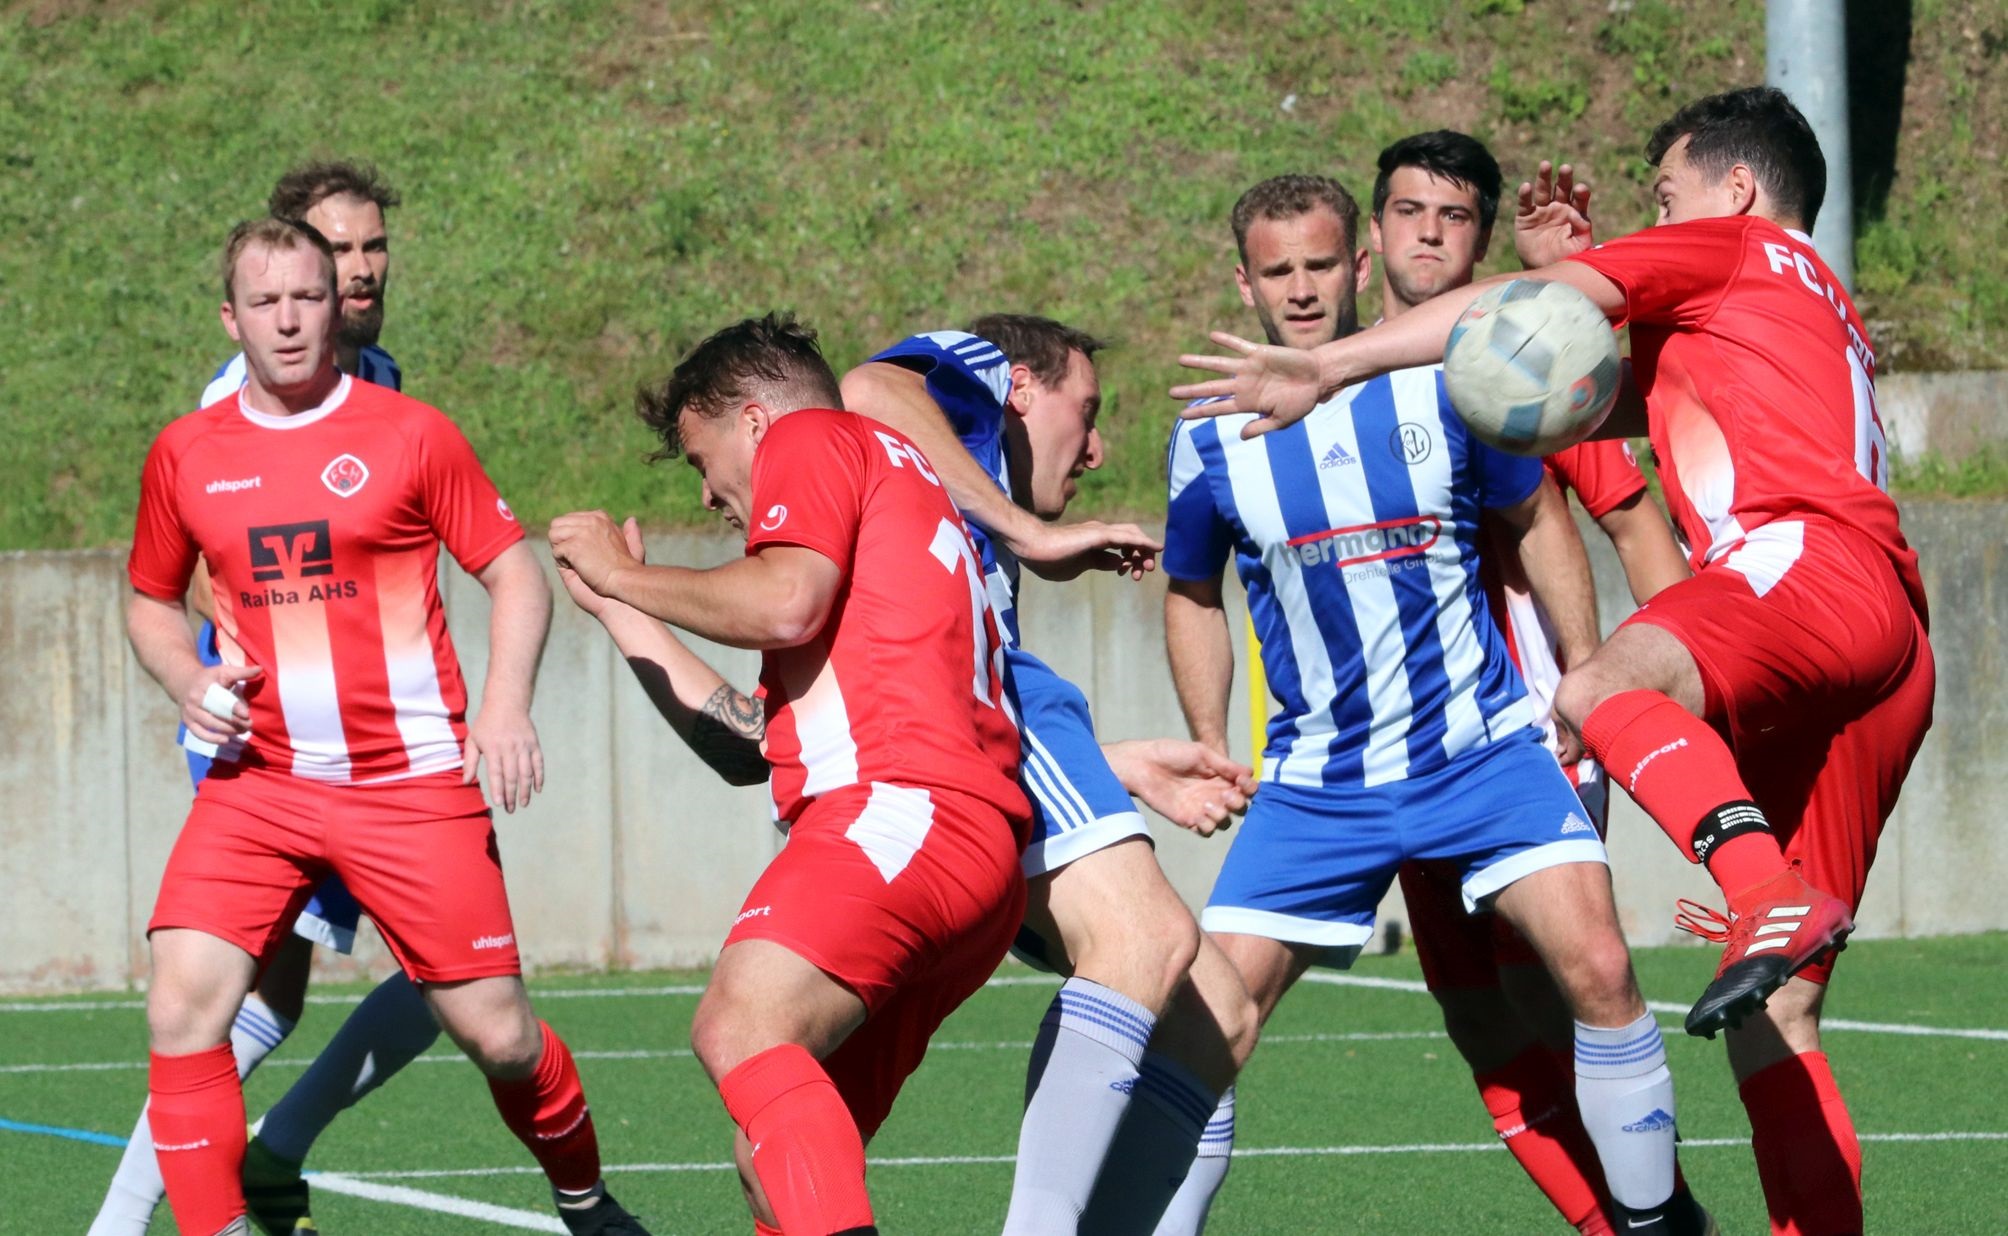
1442, 279, 1620, 456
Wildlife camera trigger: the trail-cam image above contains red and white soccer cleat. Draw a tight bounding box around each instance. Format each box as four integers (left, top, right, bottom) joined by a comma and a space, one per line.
1676, 867, 1854, 1038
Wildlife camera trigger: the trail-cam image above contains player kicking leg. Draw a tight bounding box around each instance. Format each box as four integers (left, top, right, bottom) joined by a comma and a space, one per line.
839, 320, 1262, 1233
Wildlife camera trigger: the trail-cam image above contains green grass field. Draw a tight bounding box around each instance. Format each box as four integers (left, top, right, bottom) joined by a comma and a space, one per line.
7, 935, 2005, 1233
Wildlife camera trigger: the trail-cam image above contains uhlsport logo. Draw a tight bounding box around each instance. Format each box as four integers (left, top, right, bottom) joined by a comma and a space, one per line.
1626, 737, 1688, 791
206, 476, 262, 495
1288, 515, 1442, 570
733, 905, 772, 927
758, 504, 789, 531
471, 933, 515, 950
321, 453, 370, 497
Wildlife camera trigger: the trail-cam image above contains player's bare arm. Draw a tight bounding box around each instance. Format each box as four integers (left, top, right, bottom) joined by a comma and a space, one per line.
1492, 475, 1599, 762
1102, 737, 1256, 835
465, 540, 551, 814
550, 510, 841, 651
1163, 574, 1237, 774
1173, 261, 1629, 437
1595, 491, 1691, 606
1514, 160, 1596, 269
556, 516, 769, 786
842, 360, 1159, 581
126, 590, 261, 747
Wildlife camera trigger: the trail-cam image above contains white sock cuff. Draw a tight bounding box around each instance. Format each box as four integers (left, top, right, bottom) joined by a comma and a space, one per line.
1048, 978, 1156, 1063
236, 992, 297, 1044
1574, 1013, 1667, 1080
1196, 1084, 1236, 1159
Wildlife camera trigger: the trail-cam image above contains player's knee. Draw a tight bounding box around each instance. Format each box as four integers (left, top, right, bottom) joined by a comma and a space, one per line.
1553, 666, 1609, 736
1555, 936, 1643, 1024
689, 997, 754, 1082
453, 1011, 543, 1079
1067, 892, 1200, 1013
1214, 980, 1261, 1071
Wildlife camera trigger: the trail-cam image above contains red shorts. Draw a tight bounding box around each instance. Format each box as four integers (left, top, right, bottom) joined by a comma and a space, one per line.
725, 782, 1025, 1138
149, 768, 522, 983
1628, 519, 1935, 983
1402, 763, 1607, 990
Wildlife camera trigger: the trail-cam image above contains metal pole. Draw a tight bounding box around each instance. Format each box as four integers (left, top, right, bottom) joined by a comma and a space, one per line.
1767, 0, 1855, 289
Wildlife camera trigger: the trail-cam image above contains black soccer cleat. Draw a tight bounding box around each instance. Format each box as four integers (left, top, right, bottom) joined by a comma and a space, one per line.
1675, 867, 1854, 1039
242, 1133, 315, 1234
556, 1183, 652, 1236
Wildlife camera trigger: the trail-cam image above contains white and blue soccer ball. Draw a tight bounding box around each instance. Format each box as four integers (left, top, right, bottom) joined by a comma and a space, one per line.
1442, 278, 1620, 456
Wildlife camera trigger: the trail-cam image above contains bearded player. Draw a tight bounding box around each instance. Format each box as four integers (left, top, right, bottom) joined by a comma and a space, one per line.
551, 314, 1030, 1236
1177, 87, 1933, 1236
127, 217, 645, 1236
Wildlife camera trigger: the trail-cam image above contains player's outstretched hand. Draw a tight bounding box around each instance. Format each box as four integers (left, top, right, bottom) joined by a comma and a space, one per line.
557, 517, 649, 618
1102, 738, 1257, 837
1513, 160, 1595, 269
1019, 519, 1162, 582
1172, 332, 1323, 437
549, 510, 639, 598
177, 663, 261, 747
464, 708, 545, 814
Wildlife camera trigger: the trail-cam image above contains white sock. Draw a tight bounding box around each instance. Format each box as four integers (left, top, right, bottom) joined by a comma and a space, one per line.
256, 971, 440, 1163
1080, 1063, 1231, 1236
1574, 1014, 1677, 1211
88, 993, 295, 1235
1001, 977, 1155, 1235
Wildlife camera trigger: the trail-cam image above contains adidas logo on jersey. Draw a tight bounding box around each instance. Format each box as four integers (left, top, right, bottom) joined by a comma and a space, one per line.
1318, 441, 1357, 470
1622, 1108, 1675, 1134
1560, 813, 1594, 836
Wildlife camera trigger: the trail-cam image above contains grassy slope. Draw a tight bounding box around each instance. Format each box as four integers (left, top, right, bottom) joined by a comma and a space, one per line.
1, 0, 2000, 549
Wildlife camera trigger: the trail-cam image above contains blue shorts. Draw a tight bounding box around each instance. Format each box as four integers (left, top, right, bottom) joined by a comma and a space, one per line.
182, 620, 361, 955
1202, 730, 1606, 968
1008, 646, 1150, 879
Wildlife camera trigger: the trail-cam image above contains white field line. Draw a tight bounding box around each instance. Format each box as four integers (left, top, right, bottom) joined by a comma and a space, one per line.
336, 1130, 2008, 1181
0, 1030, 1445, 1076
308, 1174, 564, 1232
8, 969, 2004, 1043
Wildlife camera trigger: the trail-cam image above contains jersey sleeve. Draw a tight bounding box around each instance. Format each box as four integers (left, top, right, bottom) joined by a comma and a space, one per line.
1548, 438, 1647, 519
866, 332, 1012, 441
1162, 419, 1235, 581
744, 412, 870, 572
128, 432, 199, 600
1564, 217, 1750, 330
411, 409, 524, 576
1474, 437, 1545, 512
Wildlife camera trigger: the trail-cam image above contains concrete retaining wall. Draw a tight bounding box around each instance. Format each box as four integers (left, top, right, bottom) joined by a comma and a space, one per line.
2, 501, 1999, 993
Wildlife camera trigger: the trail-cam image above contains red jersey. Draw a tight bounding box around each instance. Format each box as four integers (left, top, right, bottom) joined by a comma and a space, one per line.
129, 375, 524, 783
1568, 216, 1924, 620
745, 408, 1028, 831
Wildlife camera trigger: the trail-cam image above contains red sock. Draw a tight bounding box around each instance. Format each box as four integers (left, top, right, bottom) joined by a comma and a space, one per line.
149, 1045, 247, 1236
1581, 689, 1787, 901
1478, 1047, 1612, 1235
718, 1044, 874, 1234
1741, 1052, 1862, 1236
488, 1021, 602, 1193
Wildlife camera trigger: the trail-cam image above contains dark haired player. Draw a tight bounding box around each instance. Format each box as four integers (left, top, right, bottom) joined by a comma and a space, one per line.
1179, 87, 1932, 1235
552, 313, 1030, 1236
127, 217, 645, 1236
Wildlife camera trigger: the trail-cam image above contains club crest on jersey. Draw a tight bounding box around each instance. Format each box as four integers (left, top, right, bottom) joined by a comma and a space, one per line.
1389, 422, 1433, 465
321, 453, 370, 498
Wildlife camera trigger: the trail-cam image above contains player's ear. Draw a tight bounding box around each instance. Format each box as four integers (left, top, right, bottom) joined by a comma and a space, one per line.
1368, 212, 1385, 255
1234, 264, 1256, 310
1005, 363, 1036, 418
1473, 225, 1493, 264
220, 299, 242, 344
1353, 246, 1373, 294
743, 401, 773, 446
1728, 162, 1760, 216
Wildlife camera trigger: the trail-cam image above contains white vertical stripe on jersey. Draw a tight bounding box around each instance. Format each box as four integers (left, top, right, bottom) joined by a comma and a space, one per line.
376, 557, 462, 780
846, 782, 936, 882
783, 651, 861, 797
1221, 421, 1339, 787
264, 599, 353, 782
1397, 368, 1491, 759
1723, 519, 1806, 598
1306, 395, 1416, 787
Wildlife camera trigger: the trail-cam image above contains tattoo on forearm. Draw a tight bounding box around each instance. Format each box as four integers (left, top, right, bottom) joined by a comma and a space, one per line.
692, 684, 769, 785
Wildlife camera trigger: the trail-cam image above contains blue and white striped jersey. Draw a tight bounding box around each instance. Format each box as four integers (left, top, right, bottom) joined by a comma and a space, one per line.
199, 344, 402, 407
1163, 366, 1544, 789
865, 331, 1023, 643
